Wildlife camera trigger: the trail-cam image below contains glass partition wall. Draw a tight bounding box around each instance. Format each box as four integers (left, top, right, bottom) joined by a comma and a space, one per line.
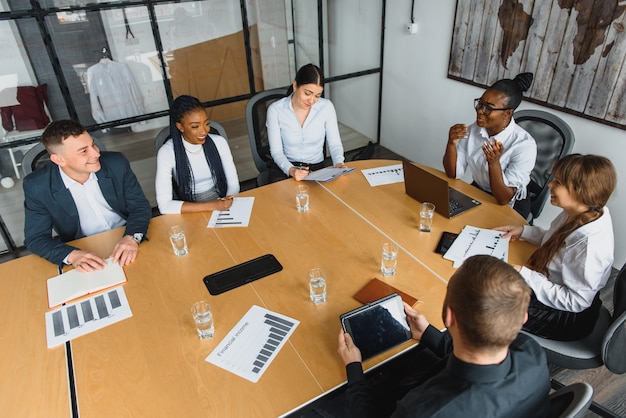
0, 0, 384, 258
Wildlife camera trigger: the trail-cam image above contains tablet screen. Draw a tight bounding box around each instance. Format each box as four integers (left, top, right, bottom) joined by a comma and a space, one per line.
340, 294, 411, 360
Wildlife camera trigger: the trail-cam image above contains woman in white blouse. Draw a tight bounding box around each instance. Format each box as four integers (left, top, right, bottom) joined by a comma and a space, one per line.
266, 63, 346, 182
156, 95, 239, 214
496, 154, 617, 341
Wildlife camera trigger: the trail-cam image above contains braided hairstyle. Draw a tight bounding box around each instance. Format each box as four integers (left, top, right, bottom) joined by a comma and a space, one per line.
527, 154, 616, 276
489, 72, 533, 109
169, 95, 227, 201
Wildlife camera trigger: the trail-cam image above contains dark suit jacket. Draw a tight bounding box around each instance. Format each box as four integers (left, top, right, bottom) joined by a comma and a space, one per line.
23, 151, 151, 266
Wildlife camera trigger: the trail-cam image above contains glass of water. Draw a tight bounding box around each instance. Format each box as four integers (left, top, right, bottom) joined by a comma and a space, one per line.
295, 185, 310, 212
169, 225, 188, 256
419, 202, 435, 232
308, 268, 327, 304
190, 300, 214, 339
381, 242, 398, 276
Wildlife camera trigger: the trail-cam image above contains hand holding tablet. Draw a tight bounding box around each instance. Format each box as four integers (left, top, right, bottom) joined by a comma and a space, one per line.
339, 294, 412, 360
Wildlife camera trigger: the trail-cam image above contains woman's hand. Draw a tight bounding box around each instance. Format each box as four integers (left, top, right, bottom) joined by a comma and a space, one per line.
494, 225, 524, 241
448, 124, 468, 146
482, 140, 504, 164
335, 162, 347, 169
289, 166, 309, 181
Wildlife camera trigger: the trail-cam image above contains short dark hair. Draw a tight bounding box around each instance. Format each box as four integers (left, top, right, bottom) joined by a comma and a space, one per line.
42, 120, 87, 153
444, 255, 530, 349
488, 72, 533, 109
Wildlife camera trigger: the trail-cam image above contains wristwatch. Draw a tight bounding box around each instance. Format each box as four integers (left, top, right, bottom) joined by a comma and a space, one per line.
131, 233, 143, 244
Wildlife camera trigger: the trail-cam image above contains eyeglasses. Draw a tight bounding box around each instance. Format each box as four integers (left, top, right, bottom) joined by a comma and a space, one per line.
474, 98, 511, 116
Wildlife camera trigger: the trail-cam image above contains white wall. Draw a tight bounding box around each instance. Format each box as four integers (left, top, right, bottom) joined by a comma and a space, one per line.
381, 2, 626, 268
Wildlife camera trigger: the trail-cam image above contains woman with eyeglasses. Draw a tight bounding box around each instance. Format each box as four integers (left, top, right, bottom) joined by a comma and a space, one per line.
443, 73, 536, 218
495, 154, 616, 341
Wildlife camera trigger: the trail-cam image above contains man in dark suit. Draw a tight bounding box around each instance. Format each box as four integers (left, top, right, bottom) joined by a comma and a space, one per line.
23, 120, 151, 271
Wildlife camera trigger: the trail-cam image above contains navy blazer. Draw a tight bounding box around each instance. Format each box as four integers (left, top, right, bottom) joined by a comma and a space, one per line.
23, 151, 151, 266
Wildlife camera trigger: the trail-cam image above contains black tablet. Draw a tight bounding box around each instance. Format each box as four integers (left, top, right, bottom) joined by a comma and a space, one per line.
203, 254, 283, 295
340, 293, 412, 360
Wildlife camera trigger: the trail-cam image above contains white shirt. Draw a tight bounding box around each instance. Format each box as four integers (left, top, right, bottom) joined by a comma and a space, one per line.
519, 208, 614, 312
86, 58, 145, 123
155, 135, 240, 214
455, 119, 536, 204
59, 168, 126, 237
266, 95, 345, 175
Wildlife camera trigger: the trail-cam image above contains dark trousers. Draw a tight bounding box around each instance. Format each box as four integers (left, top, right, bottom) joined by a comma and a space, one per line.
523, 292, 602, 341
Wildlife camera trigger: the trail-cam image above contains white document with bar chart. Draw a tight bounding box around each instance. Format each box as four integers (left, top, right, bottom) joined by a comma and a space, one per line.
206, 305, 299, 383
45, 286, 132, 348
207, 197, 255, 228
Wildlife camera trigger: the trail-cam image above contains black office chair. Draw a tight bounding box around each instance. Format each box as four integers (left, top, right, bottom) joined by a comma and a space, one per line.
154, 120, 229, 154
245, 88, 288, 187
524, 263, 626, 417
21, 137, 108, 176
513, 110, 575, 224
547, 382, 594, 418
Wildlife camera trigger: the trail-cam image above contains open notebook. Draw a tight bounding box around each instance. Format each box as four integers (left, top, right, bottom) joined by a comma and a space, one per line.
47, 258, 127, 308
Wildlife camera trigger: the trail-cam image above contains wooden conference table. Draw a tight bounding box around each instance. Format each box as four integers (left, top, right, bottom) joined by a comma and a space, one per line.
2, 160, 536, 417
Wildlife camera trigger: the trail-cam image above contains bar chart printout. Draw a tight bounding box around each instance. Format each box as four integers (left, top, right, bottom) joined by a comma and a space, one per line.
206, 305, 299, 383
45, 286, 132, 348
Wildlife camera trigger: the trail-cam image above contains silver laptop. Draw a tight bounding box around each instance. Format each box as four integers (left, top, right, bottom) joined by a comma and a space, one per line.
402, 161, 481, 218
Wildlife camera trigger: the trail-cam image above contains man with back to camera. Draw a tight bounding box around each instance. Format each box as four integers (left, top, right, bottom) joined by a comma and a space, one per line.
23, 120, 151, 272
337, 255, 550, 417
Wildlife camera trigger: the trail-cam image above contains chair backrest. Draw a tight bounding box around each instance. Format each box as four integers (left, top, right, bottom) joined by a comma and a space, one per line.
513, 110, 575, 221
154, 120, 228, 154
601, 262, 626, 374
245, 88, 289, 174
22, 136, 107, 176
547, 382, 593, 418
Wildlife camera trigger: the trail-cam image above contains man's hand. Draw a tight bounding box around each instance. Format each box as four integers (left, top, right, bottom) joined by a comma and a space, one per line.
111, 235, 139, 267
68, 250, 107, 272
404, 302, 430, 341
337, 328, 362, 365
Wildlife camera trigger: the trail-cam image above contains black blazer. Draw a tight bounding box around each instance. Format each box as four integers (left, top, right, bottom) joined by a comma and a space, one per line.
23, 151, 151, 266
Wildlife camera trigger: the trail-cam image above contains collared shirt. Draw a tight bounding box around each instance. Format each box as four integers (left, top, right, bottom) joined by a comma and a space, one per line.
266, 95, 345, 175
519, 207, 614, 312
455, 118, 536, 204
59, 167, 126, 237
344, 327, 550, 418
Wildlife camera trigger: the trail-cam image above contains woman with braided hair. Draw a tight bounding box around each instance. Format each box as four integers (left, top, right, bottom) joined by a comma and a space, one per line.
156, 95, 239, 214
496, 154, 617, 341
444, 73, 537, 218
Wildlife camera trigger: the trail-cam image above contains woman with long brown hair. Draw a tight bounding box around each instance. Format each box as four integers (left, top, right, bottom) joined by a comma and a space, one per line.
496, 154, 617, 341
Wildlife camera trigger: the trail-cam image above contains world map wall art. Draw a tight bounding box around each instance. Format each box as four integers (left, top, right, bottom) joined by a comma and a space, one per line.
448, 0, 626, 129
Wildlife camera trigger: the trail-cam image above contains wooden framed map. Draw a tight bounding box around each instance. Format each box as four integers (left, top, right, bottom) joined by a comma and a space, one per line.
448, 0, 626, 129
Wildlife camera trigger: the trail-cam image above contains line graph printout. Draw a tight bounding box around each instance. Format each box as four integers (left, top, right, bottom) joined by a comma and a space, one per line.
45, 286, 132, 348
443, 225, 509, 268
361, 164, 404, 187
206, 305, 299, 383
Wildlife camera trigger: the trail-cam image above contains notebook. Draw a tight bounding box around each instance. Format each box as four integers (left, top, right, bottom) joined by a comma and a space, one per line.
402, 161, 481, 218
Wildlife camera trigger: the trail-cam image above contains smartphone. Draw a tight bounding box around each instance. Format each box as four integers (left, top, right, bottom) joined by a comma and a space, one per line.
435, 231, 459, 255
